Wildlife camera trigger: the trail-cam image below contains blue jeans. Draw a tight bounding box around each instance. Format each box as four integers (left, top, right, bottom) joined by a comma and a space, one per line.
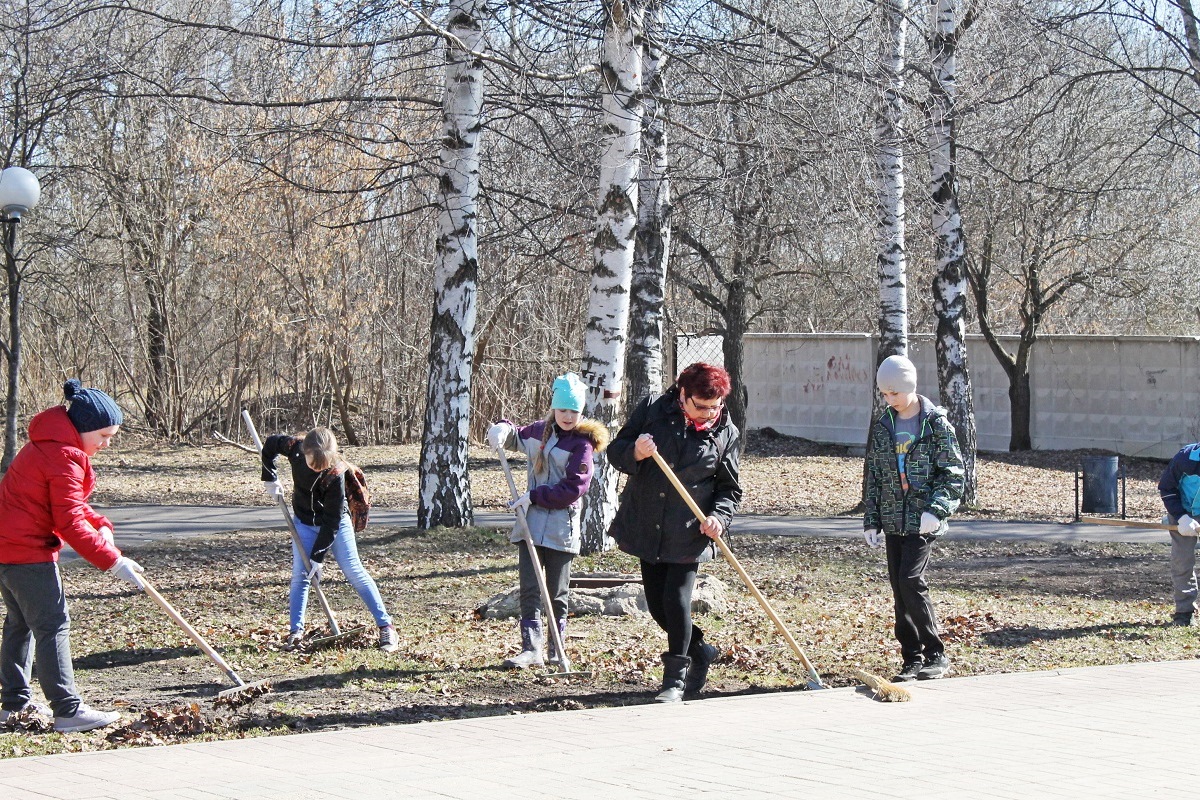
290, 515, 392, 633
0, 562, 81, 717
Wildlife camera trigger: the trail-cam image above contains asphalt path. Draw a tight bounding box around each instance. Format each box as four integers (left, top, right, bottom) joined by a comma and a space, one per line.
55, 505, 1169, 563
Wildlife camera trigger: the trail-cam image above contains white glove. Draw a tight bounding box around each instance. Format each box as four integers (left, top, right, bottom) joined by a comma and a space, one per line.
863, 528, 883, 548
1179, 515, 1200, 536
263, 480, 285, 501
509, 491, 532, 515
486, 422, 512, 451
108, 556, 145, 588
97, 526, 115, 546
307, 561, 324, 582
919, 512, 941, 534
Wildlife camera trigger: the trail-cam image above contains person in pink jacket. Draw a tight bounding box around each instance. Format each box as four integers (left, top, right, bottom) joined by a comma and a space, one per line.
0, 380, 143, 733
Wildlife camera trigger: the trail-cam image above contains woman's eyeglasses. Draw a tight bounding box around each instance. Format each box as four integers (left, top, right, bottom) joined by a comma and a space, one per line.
686, 396, 724, 413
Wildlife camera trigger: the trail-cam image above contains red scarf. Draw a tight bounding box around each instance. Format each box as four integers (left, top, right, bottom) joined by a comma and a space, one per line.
679, 398, 720, 432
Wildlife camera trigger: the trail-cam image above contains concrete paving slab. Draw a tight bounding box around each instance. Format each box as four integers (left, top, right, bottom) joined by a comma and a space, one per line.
3, 660, 1198, 799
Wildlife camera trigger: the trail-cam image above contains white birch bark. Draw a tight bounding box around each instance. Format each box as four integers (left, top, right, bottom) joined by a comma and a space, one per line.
874, 0, 909, 366
624, 0, 668, 411
1179, 0, 1200, 88
418, 0, 488, 529
928, 0, 977, 504
581, 0, 644, 552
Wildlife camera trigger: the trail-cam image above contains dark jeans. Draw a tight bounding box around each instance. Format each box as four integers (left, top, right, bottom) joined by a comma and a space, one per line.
885, 534, 944, 662
640, 560, 708, 657
517, 544, 573, 623
0, 562, 81, 717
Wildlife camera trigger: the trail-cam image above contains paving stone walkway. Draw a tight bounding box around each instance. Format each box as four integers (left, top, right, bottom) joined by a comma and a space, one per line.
2, 660, 1194, 799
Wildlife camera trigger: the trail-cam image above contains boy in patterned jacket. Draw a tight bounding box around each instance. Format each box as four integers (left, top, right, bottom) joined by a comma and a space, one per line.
863, 355, 965, 683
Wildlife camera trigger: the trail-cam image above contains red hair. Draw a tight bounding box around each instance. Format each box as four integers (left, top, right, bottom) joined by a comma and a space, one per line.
676, 362, 731, 400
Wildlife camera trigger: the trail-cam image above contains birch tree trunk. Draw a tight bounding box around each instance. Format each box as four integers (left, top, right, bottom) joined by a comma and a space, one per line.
1179, 0, 1200, 89
624, 0, 668, 412
928, 0, 978, 504
874, 0, 909, 368
418, 0, 488, 529
581, 0, 644, 553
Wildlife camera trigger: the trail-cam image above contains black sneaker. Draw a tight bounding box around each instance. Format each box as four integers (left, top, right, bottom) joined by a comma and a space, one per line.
891, 659, 923, 683
917, 652, 951, 680
1172, 611, 1194, 627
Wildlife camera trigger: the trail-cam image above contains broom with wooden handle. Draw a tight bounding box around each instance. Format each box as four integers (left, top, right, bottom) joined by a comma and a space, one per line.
648, 450, 829, 690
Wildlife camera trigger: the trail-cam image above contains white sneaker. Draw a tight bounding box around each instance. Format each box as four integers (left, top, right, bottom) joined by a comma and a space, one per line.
0, 701, 51, 723
54, 703, 120, 733
377, 625, 398, 653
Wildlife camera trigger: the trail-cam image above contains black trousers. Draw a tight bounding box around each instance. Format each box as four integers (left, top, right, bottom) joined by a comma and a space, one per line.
885, 533, 944, 661
640, 560, 707, 657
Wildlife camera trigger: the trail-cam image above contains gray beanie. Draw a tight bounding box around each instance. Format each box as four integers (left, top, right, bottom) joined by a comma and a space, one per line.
876, 355, 918, 394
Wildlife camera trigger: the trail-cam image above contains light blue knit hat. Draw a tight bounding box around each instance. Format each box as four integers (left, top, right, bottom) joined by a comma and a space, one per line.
550, 373, 586, 412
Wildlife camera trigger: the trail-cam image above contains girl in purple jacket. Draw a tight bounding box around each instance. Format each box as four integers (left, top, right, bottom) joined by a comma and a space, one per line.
486, 373, 608, 669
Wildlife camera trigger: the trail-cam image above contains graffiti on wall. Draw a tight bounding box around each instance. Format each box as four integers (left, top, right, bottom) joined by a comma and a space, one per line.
801, 354, 871, 395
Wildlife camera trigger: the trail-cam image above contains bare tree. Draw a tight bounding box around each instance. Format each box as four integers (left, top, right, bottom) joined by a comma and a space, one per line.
873, 0, 910, 367
927, 0, 978, 501
623, 0, 669, 411
580, 0, 645, 551
419, 0, 491, 529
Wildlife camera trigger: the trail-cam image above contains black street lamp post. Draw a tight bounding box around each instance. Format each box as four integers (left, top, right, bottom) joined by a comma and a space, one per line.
0, 166, 41, 470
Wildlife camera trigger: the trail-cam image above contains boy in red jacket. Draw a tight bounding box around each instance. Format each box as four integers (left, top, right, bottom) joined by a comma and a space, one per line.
0, 380, 143, 732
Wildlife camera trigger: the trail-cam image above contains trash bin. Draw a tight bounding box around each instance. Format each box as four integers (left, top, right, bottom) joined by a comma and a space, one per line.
1079, 455, 1121, 515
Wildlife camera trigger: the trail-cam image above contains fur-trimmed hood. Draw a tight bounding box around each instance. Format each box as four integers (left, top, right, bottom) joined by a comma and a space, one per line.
573, 418, 610, 453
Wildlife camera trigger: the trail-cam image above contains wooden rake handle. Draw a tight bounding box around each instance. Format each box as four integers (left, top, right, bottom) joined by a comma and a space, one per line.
649, 450, 825, 687
241, 410, 342, 636
139, 575, 245, 687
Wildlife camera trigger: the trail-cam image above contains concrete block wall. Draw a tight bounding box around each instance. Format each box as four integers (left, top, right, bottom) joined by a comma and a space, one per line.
731, 333, 1200, 458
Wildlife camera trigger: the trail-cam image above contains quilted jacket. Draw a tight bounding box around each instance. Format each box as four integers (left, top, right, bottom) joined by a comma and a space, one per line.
0, 406, 120, 568
864, 396, 964, 536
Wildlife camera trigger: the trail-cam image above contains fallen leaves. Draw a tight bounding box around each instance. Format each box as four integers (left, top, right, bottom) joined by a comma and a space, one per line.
941, 611, 1003, 643
106, 703, 209, 746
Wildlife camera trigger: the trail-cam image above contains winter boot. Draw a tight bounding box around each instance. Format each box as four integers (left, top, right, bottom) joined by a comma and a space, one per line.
654, 653, 692, 703
547, 616, 568, 667
685, 637, 720, 694
502, 618, 545, 669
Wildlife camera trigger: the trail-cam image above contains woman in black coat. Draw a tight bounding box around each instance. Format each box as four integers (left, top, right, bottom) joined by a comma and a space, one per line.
608, 362, 741, 702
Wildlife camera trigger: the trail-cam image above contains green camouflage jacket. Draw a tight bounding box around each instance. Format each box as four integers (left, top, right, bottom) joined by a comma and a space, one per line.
864, 396, 965, 536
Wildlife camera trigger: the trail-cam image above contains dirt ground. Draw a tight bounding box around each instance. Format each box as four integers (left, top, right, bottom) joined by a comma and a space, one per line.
0, 432, 1189, 757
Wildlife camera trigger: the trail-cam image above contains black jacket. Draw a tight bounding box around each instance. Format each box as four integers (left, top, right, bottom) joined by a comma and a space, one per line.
607, 386, 742, 564
260, 434, 347, 562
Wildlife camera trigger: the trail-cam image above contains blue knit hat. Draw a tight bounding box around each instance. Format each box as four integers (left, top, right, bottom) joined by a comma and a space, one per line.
550, 373, 586, 412
64, 379, 123, 433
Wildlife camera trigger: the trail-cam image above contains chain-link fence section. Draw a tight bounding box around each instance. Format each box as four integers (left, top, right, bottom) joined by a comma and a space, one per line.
674, 333, 725, 374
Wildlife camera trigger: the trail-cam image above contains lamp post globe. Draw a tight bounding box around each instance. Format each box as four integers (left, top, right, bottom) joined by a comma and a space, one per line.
0, 167, 41, 220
